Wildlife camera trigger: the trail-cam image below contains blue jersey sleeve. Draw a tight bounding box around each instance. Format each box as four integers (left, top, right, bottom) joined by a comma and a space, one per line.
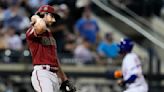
75, 19, 83, 32
124, 74, 137, 84
97, 42, 105, 54
93, 20, 99, 32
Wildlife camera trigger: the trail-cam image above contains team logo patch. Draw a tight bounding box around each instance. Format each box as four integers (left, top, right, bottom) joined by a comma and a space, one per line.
41, 37, 56, 45
44, 7, 48, 11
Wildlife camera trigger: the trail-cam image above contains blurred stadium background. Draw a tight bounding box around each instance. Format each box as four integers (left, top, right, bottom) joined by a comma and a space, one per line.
0, 0, 163, 92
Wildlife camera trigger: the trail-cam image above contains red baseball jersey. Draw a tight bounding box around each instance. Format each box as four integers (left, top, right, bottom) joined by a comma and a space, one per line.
26, 27, 59, 67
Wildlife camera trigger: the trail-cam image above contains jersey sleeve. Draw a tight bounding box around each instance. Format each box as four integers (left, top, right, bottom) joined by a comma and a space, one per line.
94, 20, 99, 33
75, 19, 82, 32
26, 27, 37, 39
126, 55, 142, 75
97, 42, 104, 54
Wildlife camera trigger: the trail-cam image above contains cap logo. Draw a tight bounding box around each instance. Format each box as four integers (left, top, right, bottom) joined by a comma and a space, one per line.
44, 7, 48, 11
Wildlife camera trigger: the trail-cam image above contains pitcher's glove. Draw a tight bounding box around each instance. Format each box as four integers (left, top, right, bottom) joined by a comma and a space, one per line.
60, 80, 76, 92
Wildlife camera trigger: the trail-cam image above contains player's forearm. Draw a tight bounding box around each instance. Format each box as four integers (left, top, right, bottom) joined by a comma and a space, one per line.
56, 59, 68, 82
57, 66, 68, 82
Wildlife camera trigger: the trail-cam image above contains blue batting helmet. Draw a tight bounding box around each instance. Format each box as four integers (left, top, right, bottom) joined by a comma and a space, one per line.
118, 38, 134, 53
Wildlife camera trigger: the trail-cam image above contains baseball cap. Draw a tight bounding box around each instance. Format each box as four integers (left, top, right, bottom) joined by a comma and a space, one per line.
35, 5, 60, 18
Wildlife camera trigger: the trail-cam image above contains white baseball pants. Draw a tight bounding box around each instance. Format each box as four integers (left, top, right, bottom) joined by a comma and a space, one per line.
124, 85, 148, 92
31, 65, 60, 92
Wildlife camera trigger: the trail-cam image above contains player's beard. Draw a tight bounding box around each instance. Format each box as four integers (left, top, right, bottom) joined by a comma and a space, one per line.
46, 23, 51, 27
46, 21, 53, 27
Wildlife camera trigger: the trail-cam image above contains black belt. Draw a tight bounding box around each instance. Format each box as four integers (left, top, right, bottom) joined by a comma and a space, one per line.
42, 66, 58, 73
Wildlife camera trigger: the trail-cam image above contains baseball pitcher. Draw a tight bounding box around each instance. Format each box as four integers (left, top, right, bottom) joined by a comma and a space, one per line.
26, 5, 76, 92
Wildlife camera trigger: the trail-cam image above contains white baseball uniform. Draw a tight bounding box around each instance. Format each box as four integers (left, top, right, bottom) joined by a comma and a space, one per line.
122, 53, 148, 92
